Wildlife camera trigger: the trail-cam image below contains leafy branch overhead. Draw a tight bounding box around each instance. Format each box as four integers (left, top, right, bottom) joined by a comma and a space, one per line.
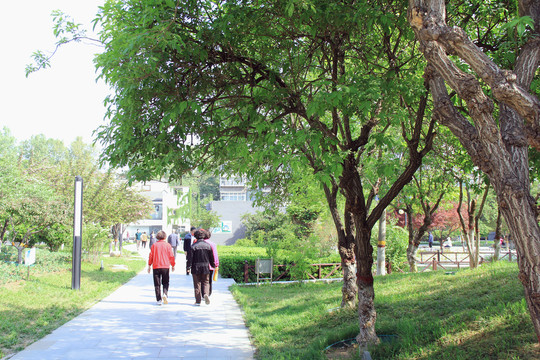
25, 10, 102, 77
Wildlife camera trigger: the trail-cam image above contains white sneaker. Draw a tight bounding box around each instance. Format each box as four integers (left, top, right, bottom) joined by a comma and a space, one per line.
157, 300, 162, 306
162, 294, 168, 304
194, 302, 201, 306
204, 294, 210, 305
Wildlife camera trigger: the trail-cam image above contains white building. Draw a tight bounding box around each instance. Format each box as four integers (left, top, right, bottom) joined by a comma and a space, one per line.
206, 176, 265, 245
126, 181, 190, 238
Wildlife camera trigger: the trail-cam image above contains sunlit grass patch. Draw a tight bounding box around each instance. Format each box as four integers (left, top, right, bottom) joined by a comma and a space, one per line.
232, 261, 539, 360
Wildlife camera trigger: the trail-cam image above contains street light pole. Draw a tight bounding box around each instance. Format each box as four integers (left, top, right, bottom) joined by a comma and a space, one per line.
72, 176, 83, 290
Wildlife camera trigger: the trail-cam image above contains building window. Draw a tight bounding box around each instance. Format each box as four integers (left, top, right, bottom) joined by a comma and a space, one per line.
150, 203, 163, 220
220, 177, 245, 186
220, 192, 246, 201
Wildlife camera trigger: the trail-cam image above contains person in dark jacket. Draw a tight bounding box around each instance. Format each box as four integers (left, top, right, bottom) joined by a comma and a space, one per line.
183, 227, 196, 275
149, 231, 157, 249
188, 228, 216, 306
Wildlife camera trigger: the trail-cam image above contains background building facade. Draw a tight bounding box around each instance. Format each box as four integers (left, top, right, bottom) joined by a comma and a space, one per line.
126, 181, 190, 238
207, 176, 264, 245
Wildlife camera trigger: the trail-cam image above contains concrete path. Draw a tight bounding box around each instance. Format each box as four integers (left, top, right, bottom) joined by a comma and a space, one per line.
7, 244, 255, 360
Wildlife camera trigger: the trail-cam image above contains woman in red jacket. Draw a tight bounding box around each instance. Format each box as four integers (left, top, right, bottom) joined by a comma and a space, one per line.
148, 230, 175, 305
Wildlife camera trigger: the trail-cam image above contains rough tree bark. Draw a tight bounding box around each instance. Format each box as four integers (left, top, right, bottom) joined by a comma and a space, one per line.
408, 0, 540, 342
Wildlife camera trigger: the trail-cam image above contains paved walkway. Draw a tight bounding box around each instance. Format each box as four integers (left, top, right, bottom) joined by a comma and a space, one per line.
7, 244, 255, 360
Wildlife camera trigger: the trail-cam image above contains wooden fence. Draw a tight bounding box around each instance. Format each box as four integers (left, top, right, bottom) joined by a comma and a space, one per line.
241, 249, 518, 282
417, 249, 517, 272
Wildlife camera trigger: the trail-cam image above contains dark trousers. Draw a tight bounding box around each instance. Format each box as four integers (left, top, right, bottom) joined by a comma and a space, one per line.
185, 249, 192, 273
152, 268, 170, 301
192, 273, 210, 304
209, 269, 214, 296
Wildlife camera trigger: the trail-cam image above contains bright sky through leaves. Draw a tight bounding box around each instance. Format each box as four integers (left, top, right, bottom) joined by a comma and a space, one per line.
0, 0, 109, 146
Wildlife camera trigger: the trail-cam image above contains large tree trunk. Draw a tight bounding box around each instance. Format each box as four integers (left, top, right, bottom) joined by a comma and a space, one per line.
408, 0, 540, 342
500, 188, 540, 342
355, 228, 379, 347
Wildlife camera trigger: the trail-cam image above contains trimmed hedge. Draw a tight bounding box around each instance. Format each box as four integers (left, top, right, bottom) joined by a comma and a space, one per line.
217, 245, 342, 283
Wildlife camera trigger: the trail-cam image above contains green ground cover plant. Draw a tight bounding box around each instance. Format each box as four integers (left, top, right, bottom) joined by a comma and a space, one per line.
0, 246, 72, 285
0, 248, 145, 358
231, 261, 538, 360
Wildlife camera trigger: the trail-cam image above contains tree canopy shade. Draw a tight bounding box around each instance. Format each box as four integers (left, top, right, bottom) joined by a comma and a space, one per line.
93, 0, 436, 345
408, 0, 540, 342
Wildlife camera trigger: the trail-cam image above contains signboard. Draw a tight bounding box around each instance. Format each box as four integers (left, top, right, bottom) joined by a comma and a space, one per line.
24, 248, 36, 266
212, 221, 232, 234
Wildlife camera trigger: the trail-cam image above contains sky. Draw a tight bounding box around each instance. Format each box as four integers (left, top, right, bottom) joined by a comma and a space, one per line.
0, 1, 110, 147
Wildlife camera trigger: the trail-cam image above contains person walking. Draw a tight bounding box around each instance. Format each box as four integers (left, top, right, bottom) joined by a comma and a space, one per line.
141, 231, 148, 249
135, 229, 142, 250
149, 231, 157, 249
202, 229, 219, 297
428, 232, 433, 249
167, 229, 180, 259
184, 227, 196, 275
188, 229, 215, 306
147, 230, 176, 306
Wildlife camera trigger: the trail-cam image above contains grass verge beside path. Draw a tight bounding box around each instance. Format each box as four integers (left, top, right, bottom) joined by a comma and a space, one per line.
231, 261, 539, 360
0, 252, 146, 358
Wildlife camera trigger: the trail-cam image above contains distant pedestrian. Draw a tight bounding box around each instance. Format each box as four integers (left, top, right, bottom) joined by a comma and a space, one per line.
147, 230, 176, 306
135, 229, 142, 250
202, 229, 219, 297
188, 229, 216, 306
167, 229, 180, 259
141, 232, 148, 248
149, 231, 157, 248
428, 232, 433, 249
444, 237, 452, 248
184, 227, 196, 275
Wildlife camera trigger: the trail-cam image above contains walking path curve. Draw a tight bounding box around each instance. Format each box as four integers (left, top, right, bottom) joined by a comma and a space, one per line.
6, 244, 255, 360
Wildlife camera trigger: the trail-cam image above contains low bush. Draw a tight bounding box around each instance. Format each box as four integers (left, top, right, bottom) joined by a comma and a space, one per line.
218, 245, 342, 282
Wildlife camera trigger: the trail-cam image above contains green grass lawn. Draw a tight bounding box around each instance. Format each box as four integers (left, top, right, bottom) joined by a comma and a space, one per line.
0, 250, 146, 358
231, 261, 539, 360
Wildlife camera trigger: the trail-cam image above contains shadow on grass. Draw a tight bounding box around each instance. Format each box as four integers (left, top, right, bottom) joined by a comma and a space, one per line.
370, 262, 537, 360
235, 262, 538, 360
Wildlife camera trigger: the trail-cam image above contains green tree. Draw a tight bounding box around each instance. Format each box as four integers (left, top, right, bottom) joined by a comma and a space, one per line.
408, 0, 540, 340
29, 0, 437, 345
88, 0, 438, 345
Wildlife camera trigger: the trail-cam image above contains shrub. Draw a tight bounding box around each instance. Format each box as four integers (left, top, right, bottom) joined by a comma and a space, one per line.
218, 245, 342, 283
83, 223, 109, 262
